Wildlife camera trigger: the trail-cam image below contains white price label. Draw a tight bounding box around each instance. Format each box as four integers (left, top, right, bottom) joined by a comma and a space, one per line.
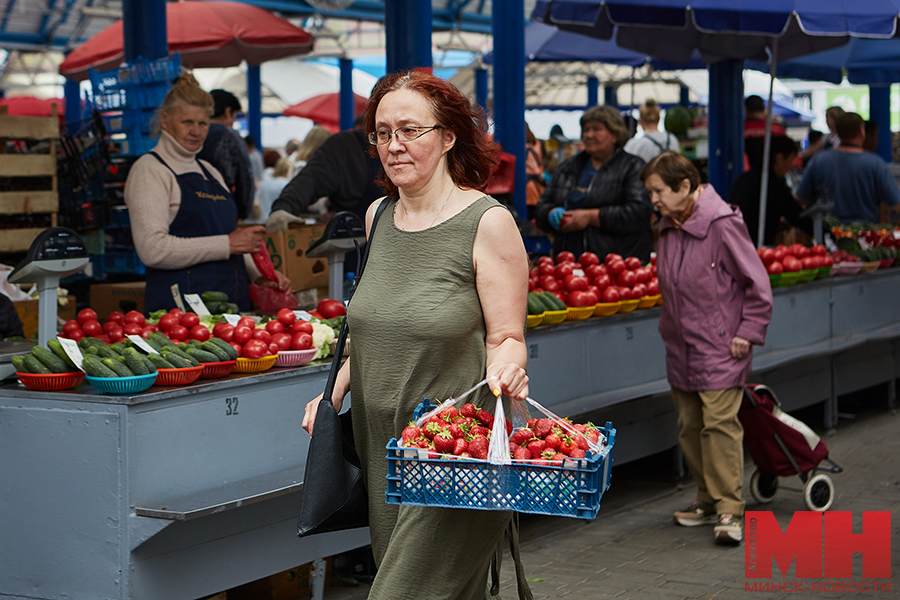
223, 314, 242, 326
127, 334, 159, 354
57, 337, 85, 371
170, 284, 186, 313
572, 268, 585, 277
293, 310, 313, 322
184, 294, 211, 316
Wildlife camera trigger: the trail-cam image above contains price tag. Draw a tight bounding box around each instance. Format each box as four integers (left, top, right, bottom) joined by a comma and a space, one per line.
293, 310, 313, 322
223, 314, 242, 326
170, 284, 186, 313
184, 294, 211, 316
57, 337, 85, 371
127, 334, 159, 354
572, 268, 585, 277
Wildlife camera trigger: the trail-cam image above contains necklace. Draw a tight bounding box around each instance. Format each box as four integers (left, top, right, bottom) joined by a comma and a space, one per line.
429, 187, 454, 228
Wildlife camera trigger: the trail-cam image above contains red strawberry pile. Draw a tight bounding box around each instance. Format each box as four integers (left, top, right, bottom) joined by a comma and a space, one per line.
400, 403, 601, 465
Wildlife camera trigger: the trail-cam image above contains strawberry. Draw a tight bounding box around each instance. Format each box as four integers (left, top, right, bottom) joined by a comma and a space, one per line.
573, 434, 589, 451
453, 437, 468, 456
428, 414, 443, 425
416, 436, 430, 449
508, 441, 518, 454
468, 435, 489, 460
544, 432, 561, 451
510, 429, 533, 446
433, 430, 455, 454
505, 418, 513, 435
460, 403, 477, 418
573, 423, 587, 434
401, 422, 420, 444
427, 450, 440, 459
458, 451, 472, 459
476, 409, 494, 428
470, 425, 490, 438
440, 406, 459, 422
533, 418, 553, 439
513, 446, 532, 461
527, 439, 547, 459
585, 423, 600, 444
526, 418, 538, 429
569, 448, 586, 459
450, 423, 467, 439
551, 452, 567, 466
423, 421, 443, 440
558, 436, 577, 456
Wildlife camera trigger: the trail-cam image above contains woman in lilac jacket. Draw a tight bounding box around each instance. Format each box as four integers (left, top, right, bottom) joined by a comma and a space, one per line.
641, 152, 772, 546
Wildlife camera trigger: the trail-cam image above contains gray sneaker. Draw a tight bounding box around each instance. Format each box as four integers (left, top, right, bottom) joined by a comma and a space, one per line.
714, 513, 743, 545
673, 500, 717, 526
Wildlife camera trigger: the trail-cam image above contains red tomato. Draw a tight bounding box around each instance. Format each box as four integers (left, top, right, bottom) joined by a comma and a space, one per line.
617, 270, 637, 288
801, 256, 818, 270
108, 329, 125, 343
67, 329, 85, 342
317, 299, 347, 319
168, 308, 184, 320
528, 278, 538, 292
81, 319, 102, 337
593, 273, 611, 291
123, 322, 142, 335
242, 339, 267, 360
650, 253, 657, 265
556, 251, 576, 264
632, 283, 648, 298
292, 320, 313, 334
758, 247, 776, 266
552, 291, 567, 304
604, 253, 623, 266
624, 256, 642, 271
811, 244, 827, 256
77, 308, 98, 325
233, 326, 253, 344
292, 332, 314, 350
140, 326, 156, 339
583, 264, 604, 279
62, 320, 81, 336
600, 287, 620, 303
566, 290, 593, 307
607, 260, 626, 276
619, 287, 634, 300
536, 256, 554, 267
774, 245, 787, 262
180, 312, 200, 329
238, 317, 257, 329
169, 324, 189, 341
145, 324, 158, 333
767, 261, 784, 275
102, 321, 120, 334
265, 320, 285, 335
578, 252, 600, 267
538, 262, 555, 276
212, 322, 230, 337
217, 324, 235, 342
562, 274, 589, 292
190, 325, 211, 342
252, 329, 273, 344
272, 333, 292, 351
782, 255, 802, 273
157, 314, 178, 331
276, 308, 297, 325
107, 311, 125, 325
788, 243, 810, 258
125, 310, 146, 327
647, 281, 660, 296
634, 267, 652, 284
93, 334, 111, 344
553, 262, 575, 279
228, 341, 243, 357
822, 255, 834, 267
268, 343, 280, 356
583, 288, 599, 305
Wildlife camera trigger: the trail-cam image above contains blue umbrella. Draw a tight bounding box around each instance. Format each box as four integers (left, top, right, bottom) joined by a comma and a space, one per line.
746, 37, 900, 84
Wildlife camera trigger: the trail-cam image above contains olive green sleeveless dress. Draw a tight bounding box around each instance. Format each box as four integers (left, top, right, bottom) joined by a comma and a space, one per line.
347, 196, 514, 600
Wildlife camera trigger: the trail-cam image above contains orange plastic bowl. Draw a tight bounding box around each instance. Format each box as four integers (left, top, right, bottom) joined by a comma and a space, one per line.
593, 301, 621, 317
618, 299, 640, 313
200, 360, 237, 379
155, 365, 203, 386
235, 354, 278, 373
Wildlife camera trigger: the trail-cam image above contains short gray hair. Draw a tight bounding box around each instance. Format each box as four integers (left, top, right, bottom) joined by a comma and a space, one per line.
580, 105, 627, 145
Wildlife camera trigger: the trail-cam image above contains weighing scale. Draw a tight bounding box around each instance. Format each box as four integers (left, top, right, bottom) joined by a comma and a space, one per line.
800, 199, 835, 245
7, 226, 89, 350
306, 211, 366, 303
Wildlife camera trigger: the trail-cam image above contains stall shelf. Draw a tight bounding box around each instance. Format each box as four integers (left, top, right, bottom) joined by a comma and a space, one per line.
2, 269, 899, 600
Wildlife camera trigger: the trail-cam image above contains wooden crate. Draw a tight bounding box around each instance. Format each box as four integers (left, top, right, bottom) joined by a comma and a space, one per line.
0, 104, 59, 253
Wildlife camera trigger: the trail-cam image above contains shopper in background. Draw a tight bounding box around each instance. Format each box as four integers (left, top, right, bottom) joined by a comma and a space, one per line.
125, 74, 289, 313
288, 125, 332, 178
624, 99, 680, 163
641, 151, 772, 546
525, 122, 547, 209
197, 89, 255, 220
302, 70, 530, 600
245, 134, 264, 185
255, 157, 292, 222
728, 135, 812, 247
796, 112, 900, 224
743, 95, 786, 170
799, 106, 845, 164
534, 105, 653, 262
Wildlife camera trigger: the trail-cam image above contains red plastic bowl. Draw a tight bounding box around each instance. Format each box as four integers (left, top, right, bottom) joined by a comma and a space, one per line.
17, 371, 85, 391
155, 365, 203, 386
200, 360, 237, 379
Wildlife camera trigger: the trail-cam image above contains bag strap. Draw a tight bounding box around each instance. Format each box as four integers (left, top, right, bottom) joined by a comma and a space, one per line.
322, 198, 391, 403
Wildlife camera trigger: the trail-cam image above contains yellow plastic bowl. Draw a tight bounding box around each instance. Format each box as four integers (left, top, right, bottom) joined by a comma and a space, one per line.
594, 301, 622, 317
656, 295, 664, 307
541, 309, 568, 326
618, 299, 640, 313
860, 261, 880, 274
566, 305, 595, 321
526, 313, 544, 329
638, 295, 660, 309
234, 354, 278, 373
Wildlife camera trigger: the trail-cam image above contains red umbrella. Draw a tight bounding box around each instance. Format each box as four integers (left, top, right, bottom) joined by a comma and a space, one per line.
0, 96, 64, 118
283, 93, 369, 133
59, 1, 313, 81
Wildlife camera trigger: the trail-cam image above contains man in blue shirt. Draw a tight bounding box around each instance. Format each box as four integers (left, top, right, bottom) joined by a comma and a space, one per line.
796, 112, 900, 224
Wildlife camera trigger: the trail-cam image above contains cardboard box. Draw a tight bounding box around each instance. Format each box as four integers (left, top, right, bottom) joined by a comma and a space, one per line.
14, 295, 76, 339
89, 281, 146, 319
264, 224, 329, 292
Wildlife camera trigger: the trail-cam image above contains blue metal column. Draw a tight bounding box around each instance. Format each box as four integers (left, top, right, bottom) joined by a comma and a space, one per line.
587, 76, 599, 108
247, 65, 261, 147
122, 0, 166, 62
64, 76, 81, 132
384, 0, 432, 73
708, 61, 744, 195
604, 86, 617, 107
492, 0, 526, 220
869, 84, 892, 162
680, 85, 690, 106
474, 66, 489, 113
339, 57, 354, 130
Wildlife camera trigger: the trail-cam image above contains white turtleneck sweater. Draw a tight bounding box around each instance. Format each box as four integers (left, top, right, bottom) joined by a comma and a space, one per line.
124, 130, 235, 270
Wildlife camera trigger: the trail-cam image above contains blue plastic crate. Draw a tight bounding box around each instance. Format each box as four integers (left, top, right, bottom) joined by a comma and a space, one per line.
385, 400, 615, 519
101, 107, 156, 135
104, 251, 145, 275
89, 54, 181, 112
115, 130, 158, 157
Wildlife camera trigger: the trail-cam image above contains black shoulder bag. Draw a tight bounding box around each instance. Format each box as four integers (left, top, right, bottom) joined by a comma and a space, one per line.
296, 198, 390, 538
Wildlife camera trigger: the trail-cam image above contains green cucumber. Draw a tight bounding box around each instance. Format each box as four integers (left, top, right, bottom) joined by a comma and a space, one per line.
540, 291, 566, 311
160, 346, 200, 366
201, 290, 229, 304
31, 346, 69, 373
139, 353, 158, 373
93, 345, 119, 360
101, 357, 134, 377
159, 351, 192, 368
207, 337, 238, 360
82, 355, 117, 377
200, 341, 230, 361
123, 348, 150, 375
47, 339, 78, 370
10, 354, 28, 372
148, 332, 177, 348
147, 353, 176, 369
22, 355, 52, 374
185, 348, 220, 363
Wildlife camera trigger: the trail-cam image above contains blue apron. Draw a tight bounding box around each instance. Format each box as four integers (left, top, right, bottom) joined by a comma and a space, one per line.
143, 152, 251, 313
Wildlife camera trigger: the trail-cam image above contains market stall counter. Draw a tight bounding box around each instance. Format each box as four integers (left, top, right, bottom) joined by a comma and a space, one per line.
0, 361, 367, 600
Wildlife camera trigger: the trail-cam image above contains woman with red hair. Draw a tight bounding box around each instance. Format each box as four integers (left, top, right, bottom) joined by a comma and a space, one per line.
303, 71, 531, 599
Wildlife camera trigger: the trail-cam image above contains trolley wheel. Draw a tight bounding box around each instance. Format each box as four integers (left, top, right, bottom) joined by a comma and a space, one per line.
750, 469, 778, 504
803, 473, 835, 511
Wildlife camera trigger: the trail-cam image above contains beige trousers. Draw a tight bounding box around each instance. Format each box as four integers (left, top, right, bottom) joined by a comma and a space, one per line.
671, 386, 745, 515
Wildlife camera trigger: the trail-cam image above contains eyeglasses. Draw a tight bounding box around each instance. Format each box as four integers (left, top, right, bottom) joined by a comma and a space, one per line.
368, 125, 443, 146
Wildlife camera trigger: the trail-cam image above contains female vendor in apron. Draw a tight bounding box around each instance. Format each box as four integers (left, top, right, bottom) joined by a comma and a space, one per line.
124, 73, 290, 313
